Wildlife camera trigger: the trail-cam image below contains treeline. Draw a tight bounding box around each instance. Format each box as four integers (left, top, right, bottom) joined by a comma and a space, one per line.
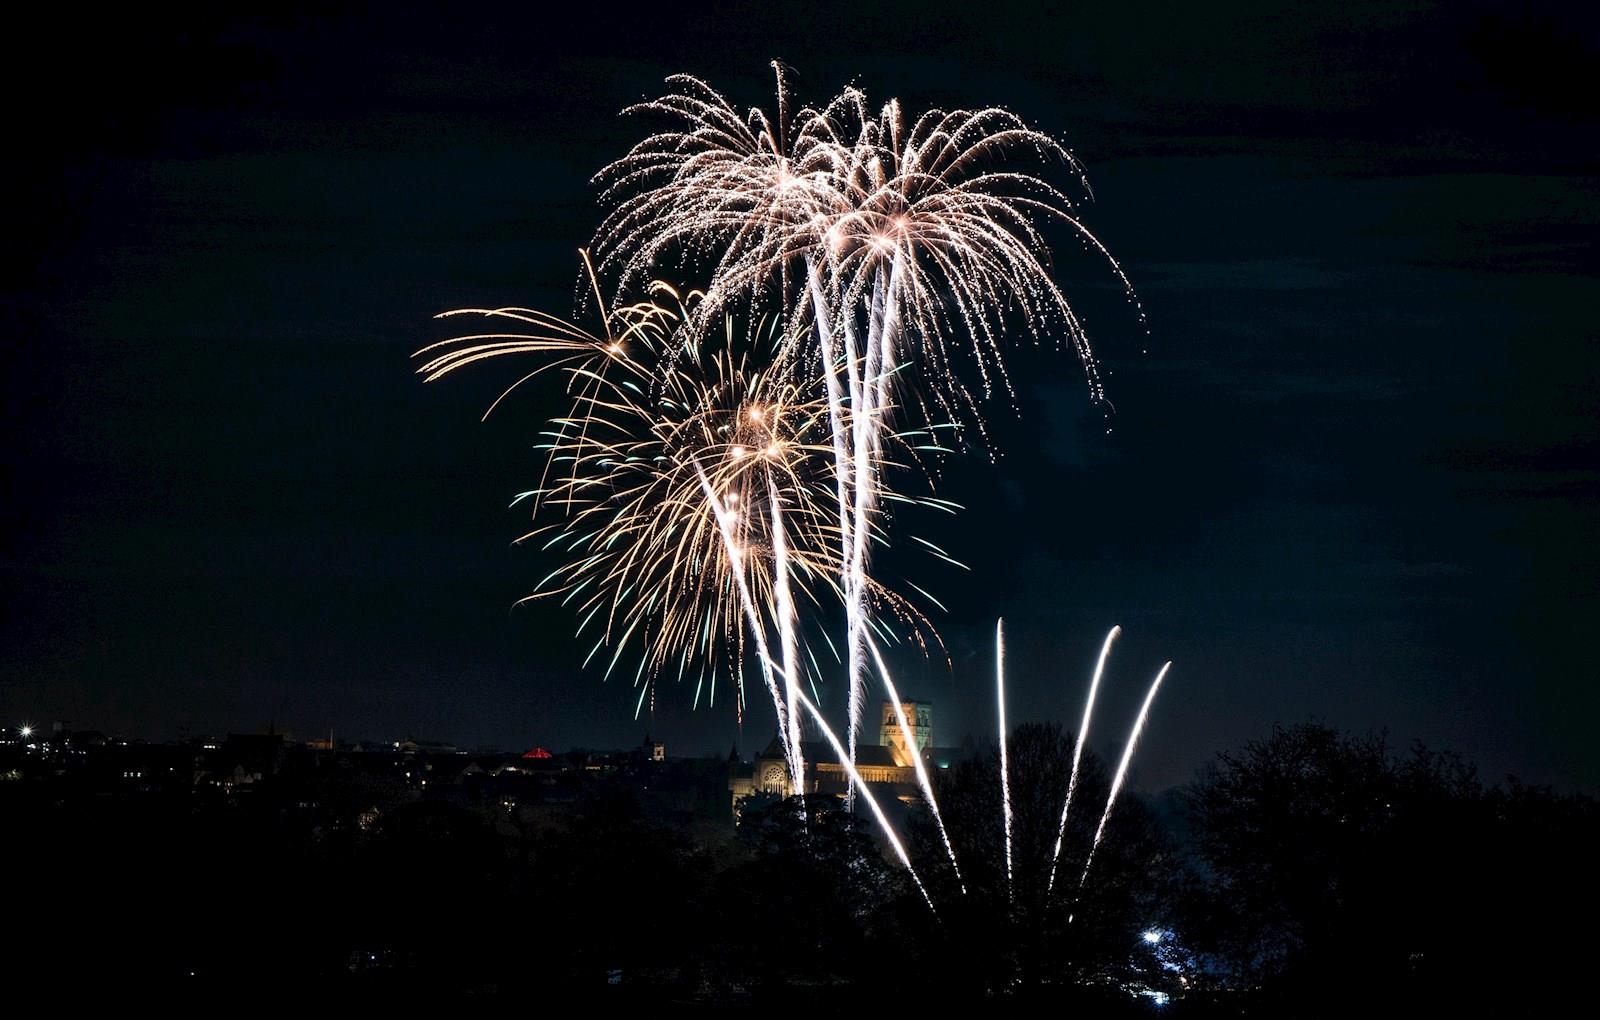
908, 722, 1598, 1013
8, 722, 1593, 1012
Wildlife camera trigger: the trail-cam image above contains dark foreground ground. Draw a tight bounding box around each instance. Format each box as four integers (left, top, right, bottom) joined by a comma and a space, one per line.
6, 721, 1593, 1012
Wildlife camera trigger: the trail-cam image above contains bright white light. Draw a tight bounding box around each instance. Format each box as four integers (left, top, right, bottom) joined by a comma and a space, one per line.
1143, 929, 1163, 945
997, 619, 1013, 894
19, 725, 32, 739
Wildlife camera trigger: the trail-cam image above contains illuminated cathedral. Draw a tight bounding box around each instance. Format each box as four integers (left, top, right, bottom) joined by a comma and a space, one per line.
729, 700, 960, 814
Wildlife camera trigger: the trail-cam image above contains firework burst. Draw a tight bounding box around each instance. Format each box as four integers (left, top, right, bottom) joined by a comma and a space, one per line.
591, 63, 1138, 775
417, 258, 946, 787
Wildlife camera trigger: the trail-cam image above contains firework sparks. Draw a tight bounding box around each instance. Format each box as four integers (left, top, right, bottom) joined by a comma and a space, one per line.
418, 258, 946, 791
591, 63, 1137, 776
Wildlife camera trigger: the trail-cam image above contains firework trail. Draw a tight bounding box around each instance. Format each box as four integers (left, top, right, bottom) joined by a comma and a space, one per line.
996, 618, 1014, 897
766, 476, 804, 782
1047, 624, 1121, 895
1077, 660, 1172, 893
786, 677, 937, 914
695, 464, 800, 787
865, 633, 964, 892
805, 265, 869, 806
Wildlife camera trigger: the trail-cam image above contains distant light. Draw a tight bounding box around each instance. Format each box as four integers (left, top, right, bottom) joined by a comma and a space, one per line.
1142, 929, 1163, 945
19, 725, 32, 738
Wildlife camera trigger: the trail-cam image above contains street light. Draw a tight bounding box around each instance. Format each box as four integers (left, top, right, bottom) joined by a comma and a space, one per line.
18, 725, 32, 739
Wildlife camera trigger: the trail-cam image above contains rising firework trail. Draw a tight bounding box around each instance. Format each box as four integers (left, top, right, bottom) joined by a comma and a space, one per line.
1077, 660, 1173, 894
996, 617, 1014, 896
1047, 624, 1121, 895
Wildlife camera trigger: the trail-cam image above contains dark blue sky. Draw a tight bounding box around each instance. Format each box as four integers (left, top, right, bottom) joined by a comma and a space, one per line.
4, 1, 1596, 790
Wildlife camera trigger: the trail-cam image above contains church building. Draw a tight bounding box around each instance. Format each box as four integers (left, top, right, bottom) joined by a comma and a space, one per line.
729, 700, 963, 816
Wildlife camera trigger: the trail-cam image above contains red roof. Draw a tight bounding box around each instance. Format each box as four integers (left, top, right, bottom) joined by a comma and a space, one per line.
521, 746, 553, 759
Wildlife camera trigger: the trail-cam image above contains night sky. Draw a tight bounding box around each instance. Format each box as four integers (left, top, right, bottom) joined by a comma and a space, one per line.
5, 1, 1597, 791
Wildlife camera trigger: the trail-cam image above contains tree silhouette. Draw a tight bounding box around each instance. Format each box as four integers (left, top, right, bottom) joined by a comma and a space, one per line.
1186, 722, 1600, 1012
712, 795, 915, 995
